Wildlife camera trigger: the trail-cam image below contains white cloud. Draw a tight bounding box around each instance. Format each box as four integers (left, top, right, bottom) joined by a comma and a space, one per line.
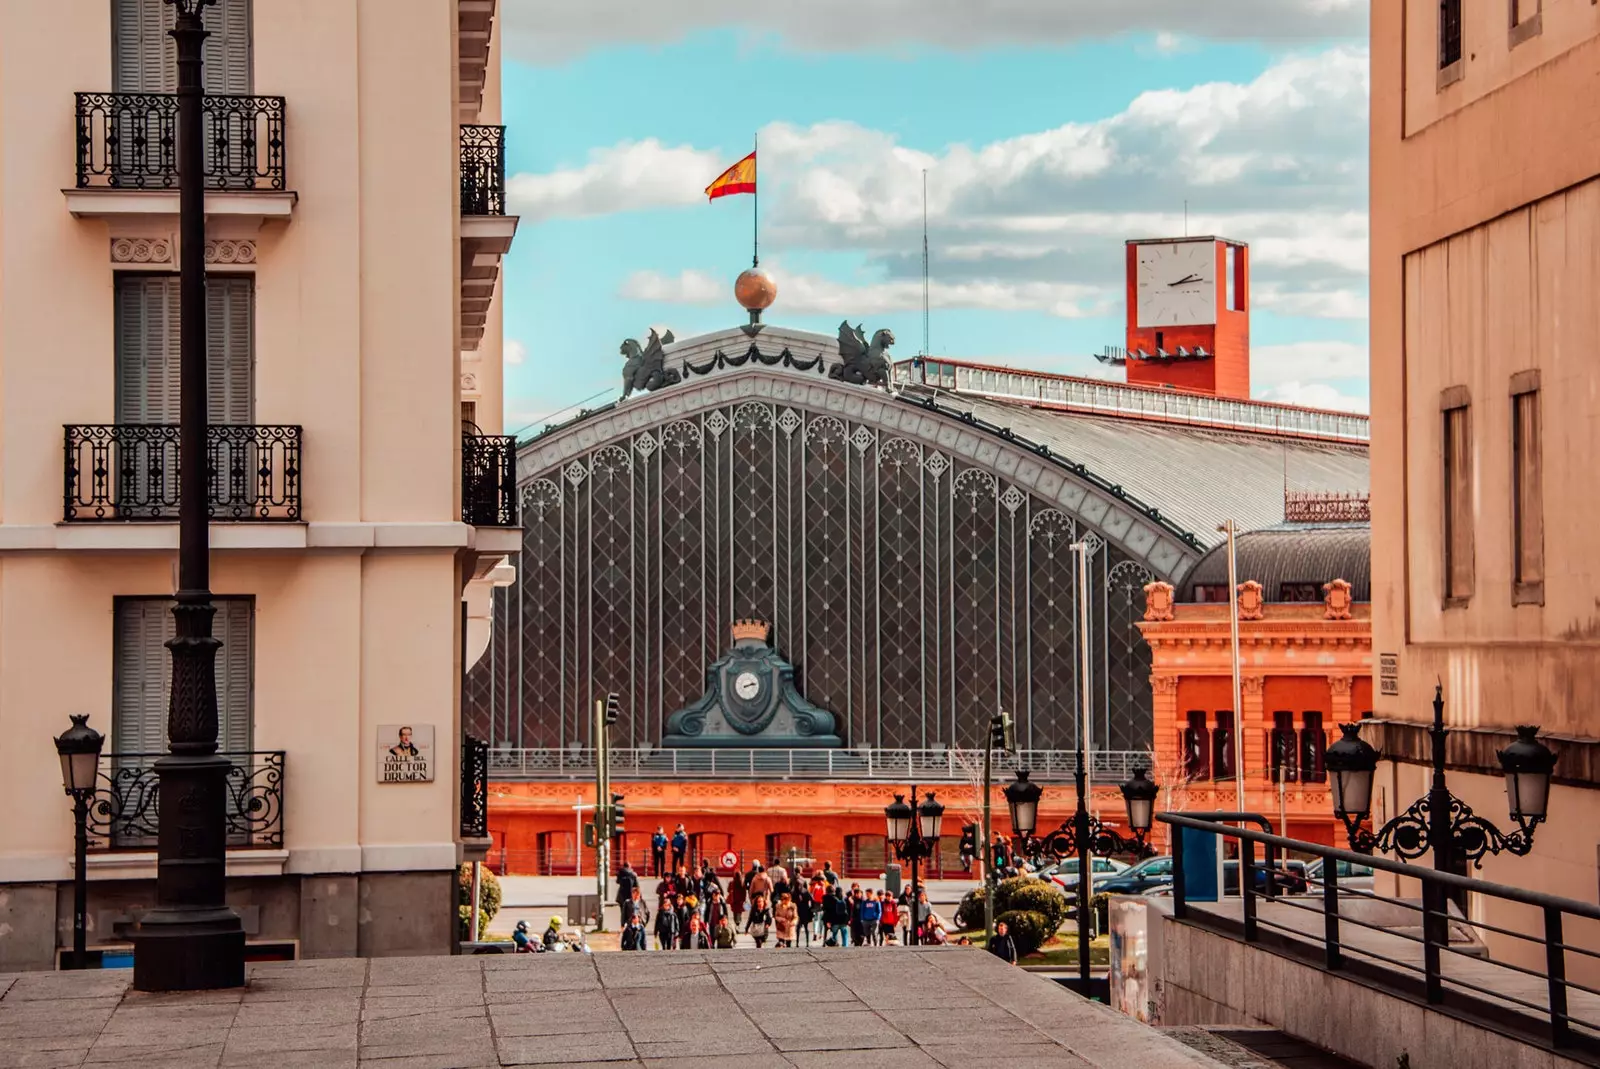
506, 139, 724, 222
1256, 380, 1370, 414
502, 0, 1367, 64
1153, 32, 1186, 55
504, 338, 527, 366
1248, 341, 1368, 388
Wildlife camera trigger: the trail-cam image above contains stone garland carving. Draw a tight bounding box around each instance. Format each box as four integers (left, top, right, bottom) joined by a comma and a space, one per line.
110, 237, 174, 264
1236, 580, 1266, 621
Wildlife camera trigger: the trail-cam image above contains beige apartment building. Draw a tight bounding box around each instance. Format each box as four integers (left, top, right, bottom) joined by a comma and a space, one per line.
0, 0, 519, 969
1369, 0, 1600, 953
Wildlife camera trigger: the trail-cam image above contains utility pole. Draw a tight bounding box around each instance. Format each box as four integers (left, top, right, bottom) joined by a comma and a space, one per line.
593, 698, 608, 922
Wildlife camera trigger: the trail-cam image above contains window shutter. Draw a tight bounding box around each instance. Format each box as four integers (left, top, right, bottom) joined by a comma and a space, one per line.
115, 275, 182, 424
206, 276, 254, 424
217, 599, 255, 753
113, 600, 176, 754
202, 0, 253, 94
112, 0, 177, 93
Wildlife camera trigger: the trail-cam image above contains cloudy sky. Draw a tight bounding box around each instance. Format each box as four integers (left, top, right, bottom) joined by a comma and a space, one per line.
497, 0, 1371, 435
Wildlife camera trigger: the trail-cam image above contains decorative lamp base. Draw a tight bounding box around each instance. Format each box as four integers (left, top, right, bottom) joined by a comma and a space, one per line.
130, 908, 245, 991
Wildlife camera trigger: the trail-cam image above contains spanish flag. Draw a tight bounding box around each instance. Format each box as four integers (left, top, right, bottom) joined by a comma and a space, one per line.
706, 151, 756, 200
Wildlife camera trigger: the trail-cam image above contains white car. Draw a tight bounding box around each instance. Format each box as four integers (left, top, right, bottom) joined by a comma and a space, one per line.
1042, 856, 1131, 892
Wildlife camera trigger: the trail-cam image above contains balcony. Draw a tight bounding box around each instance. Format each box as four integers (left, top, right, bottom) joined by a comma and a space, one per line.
459, 124, 517, 350
462, 433, 517, 528
63, 424, 302, 522
65, 92, 294, 222
88, 751, 284, 852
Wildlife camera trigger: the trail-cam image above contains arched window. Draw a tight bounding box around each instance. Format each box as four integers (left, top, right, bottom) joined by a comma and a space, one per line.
844, 834, 888, 877
688, 831, 734, 873
1213, 711, 1236, 781
535, 830, 577, 876
766, 832, 813, 870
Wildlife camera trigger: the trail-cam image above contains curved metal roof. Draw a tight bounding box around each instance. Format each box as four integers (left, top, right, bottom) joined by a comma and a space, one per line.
1182, 523, 1372, 601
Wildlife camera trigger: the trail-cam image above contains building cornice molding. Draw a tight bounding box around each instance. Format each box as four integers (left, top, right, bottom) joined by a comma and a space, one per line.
0, 521, 523, 554
516, 368, 1202, 581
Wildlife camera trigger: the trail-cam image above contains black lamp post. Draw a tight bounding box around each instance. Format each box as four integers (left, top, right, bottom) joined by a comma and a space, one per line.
1325, 683, 1557, 870
129, 0, 247, 992
1006, 762, 1158, 991
884, 788, 943, 946
54, 715, 105, 970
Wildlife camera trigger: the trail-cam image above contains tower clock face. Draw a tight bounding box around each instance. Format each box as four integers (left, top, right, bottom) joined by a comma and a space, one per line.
1136, 241, 1217, 328
733, 672, 761, 701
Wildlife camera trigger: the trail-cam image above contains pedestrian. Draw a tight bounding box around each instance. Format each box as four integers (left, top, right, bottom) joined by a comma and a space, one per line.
913, 890, 932, 941
989, 919, 1019, 964
728, 867, 747, 926
704, 889, 729, 931
773, 891, 798, 948
679, 893, 698, 938
616, 860, 638, 908
682, 914, 710, 950
771, 865, 791, 902
795, 886, 814, 947
925, 911, 949, 946
699, 859, 723, 901
653, 896, 681, 950
848, 888, 864, 948
622, 887, 650, 928
746, 892, 774, 949
821, 861, 839, 888
542, 916, 563, 951
747, 861, 773, 902
859, 888, 882, 945
809, 873, 827, 942
651, 825, 668, 877
823, 885, 850, 947
671, 864, 693, 898
670, 824, 688, 871
714, 915, 738, 949
621, 913, 648, 951
654, 872, 675, 913
879, 891, 899, 945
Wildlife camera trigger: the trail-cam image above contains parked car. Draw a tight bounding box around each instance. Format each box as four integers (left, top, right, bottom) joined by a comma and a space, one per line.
1097, 854, 1175, 895
1305, 857, 1375, 893
1044, 856, 1131, 892
1132, 860, 1311, 897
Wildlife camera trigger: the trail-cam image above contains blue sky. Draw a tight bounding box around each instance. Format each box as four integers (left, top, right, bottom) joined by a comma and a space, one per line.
496, 1, 1370, 436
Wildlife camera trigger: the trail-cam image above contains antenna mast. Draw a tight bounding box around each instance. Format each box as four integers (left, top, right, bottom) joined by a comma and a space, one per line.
921, 170, 930, 358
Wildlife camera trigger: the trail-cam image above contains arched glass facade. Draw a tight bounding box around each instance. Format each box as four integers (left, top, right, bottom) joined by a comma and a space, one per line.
465, 394, 1160, 756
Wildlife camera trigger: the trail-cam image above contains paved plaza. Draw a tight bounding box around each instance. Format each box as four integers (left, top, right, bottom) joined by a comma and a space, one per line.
0, 948, 1226, 1068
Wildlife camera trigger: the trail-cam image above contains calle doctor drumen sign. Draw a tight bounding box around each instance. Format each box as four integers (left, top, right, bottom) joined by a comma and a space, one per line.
378, 724, 435, 782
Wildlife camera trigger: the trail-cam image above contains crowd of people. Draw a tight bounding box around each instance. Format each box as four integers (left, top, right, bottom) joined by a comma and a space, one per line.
614, 834, 958, 952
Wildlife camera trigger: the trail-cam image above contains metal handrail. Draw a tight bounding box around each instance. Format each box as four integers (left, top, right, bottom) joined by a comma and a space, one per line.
1161, 813, 1600, 1057
485, 747, 1150, 783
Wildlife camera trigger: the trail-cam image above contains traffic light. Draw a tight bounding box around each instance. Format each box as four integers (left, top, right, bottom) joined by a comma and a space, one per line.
610, 793, 626, 838
958, 823, 978, 865
989, 712, 1014, 753
604, 692, 621, 726
582, 821, 598, 849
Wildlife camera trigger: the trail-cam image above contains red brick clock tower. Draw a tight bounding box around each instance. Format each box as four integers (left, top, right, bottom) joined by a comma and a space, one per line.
1124, 236, 1250, 399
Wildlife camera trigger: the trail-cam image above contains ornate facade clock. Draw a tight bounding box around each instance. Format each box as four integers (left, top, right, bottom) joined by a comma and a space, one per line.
662, 620, 843, 748
1123, 235, 1251, 399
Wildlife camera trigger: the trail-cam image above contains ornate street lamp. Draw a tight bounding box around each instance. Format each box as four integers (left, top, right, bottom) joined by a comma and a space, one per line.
1006, 763, 1158, 991
883, 789, 942, 946
1326, 685, 1557, 869
130, 0, 247, 991
55, 715, 105, 970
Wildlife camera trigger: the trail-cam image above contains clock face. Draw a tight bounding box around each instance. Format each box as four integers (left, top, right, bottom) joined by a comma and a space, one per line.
733, 672, 761, 701
1135, 241, 1217, 328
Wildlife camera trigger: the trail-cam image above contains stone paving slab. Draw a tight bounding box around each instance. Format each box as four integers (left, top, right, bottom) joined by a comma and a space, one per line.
0, 948, 1229, 1068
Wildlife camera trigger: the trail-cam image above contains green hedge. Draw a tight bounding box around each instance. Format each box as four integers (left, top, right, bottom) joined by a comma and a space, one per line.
995, 910, 1052, 957
956, 877, 1069, 934
956, 887, 988, 931
457, 864, 502, 937
458, 906, 491, 941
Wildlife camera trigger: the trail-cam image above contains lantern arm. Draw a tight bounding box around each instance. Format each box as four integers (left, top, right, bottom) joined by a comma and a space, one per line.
1352, 790, 1542, 868
1015, 815, 1152, 864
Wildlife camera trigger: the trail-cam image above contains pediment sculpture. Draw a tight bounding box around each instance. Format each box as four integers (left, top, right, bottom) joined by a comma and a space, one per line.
662, 620, 842, 748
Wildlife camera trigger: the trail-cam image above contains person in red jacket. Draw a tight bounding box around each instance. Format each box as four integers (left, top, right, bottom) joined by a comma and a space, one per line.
878, 891, 899, 944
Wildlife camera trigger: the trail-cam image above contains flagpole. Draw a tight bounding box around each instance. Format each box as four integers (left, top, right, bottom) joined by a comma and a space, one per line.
752, 132, 759, 268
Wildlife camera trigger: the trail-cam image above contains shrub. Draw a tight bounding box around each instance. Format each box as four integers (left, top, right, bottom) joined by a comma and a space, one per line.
995, 909, 1052, 957
1001, 880, 1069, 934
458, 905, 491, 941
457, 864, 502, 929
955, 887, 988, 931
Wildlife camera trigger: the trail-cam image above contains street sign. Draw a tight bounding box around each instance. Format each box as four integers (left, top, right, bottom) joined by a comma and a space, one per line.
720, 850, 739, 869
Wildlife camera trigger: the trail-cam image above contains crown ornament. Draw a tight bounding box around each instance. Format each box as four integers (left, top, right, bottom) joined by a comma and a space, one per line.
730, 619, 771, 644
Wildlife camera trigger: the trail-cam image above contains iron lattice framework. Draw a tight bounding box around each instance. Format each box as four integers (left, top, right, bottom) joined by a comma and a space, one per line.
466, 399, 1159, 754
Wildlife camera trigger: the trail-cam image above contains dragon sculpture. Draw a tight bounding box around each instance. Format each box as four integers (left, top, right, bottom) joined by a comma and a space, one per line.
620, 328, 678, 397
829, 321, 895, 386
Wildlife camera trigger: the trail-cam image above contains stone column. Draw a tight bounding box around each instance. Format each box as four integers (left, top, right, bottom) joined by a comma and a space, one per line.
1329, 674, 1354, 723
1240, 675, 1267, 801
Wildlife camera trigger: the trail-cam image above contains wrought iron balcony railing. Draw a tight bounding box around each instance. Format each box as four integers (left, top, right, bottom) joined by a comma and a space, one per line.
64, 423, 303, 522
462, 433, 518, 527
462, 734, 489, 839
459, 124, 506, 215
88, 751, 284, 851
74, 92, 287, 191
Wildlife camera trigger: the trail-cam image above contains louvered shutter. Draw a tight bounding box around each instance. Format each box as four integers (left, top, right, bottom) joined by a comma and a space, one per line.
216, 599, 255, 753
205, 276, 254, 424
115, 275, 182, 424
112, 0, 176, 93
113, 599, 176, 755
202, 0, 253, 94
